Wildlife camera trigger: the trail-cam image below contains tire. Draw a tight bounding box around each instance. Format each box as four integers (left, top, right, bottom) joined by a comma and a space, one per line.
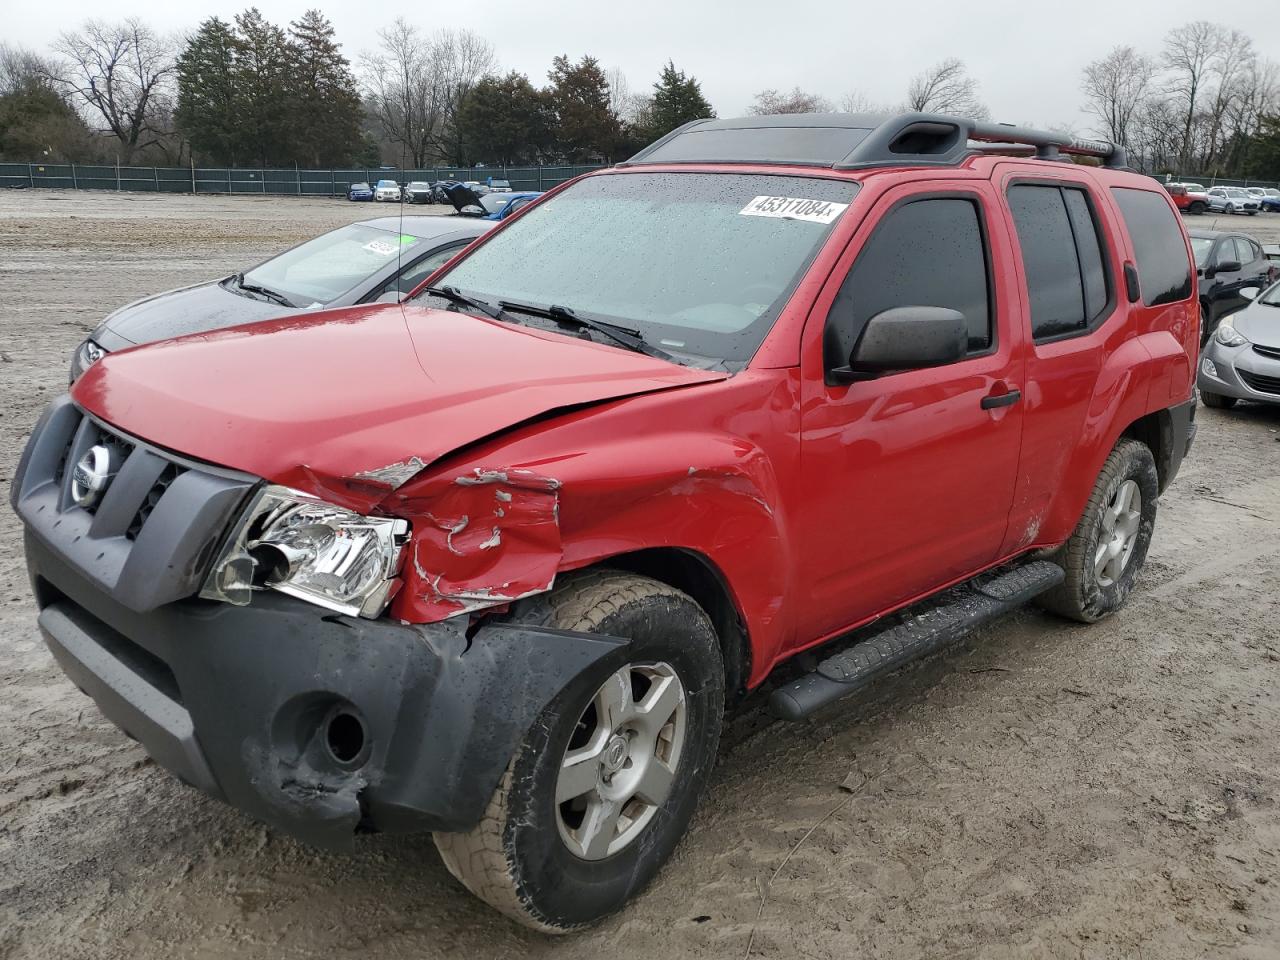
433, 570, 725, 932
1227, 203, 1236, 214
1036, 439, 1159, 623
1200, 391, 1237, 409
1199, 301, 1215, 346
1189, 201, 1207, 214
1248, 210, 1257, 216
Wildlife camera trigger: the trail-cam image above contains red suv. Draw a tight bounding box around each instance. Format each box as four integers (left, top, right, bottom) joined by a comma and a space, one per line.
12, 112, 1198, 931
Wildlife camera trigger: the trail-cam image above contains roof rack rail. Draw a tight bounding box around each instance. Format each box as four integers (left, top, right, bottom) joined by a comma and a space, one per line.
620, 112, 1129, 172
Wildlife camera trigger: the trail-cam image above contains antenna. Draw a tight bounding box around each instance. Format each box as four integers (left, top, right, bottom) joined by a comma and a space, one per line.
395, 140, 407, 302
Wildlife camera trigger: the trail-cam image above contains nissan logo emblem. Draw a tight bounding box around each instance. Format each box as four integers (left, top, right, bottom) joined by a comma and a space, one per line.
71, 444, 115, 508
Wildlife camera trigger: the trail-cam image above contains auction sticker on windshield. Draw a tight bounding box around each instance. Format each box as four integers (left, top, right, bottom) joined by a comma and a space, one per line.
739, 196, 849, 224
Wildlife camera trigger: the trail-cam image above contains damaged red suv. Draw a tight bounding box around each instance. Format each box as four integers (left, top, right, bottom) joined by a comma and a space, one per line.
12, 113, 1198, 931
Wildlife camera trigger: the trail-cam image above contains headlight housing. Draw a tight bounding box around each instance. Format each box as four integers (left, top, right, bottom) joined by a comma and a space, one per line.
201, 486, 409, 618
71, 339, 106, 380
1216, 319, 1249, 348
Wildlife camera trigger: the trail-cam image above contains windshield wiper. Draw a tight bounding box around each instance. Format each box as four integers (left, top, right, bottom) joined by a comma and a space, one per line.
233, 273, 297, 308
498, 300, 679, 363
423, 285, 518, 325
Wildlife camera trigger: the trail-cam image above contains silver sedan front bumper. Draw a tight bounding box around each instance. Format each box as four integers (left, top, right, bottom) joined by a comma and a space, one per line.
1197, 337, 1280, 403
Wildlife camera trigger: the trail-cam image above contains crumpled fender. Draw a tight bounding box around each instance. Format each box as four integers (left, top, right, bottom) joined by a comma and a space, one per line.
384, 371, 801, 684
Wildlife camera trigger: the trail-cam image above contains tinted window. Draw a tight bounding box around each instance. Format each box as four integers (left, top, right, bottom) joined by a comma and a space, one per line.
1228, 238, 1251, 266
1110, 188, 1193, 307
824, 197, 991, 367
1063, 188, 1109, 321
1008, 185, 1087, 338
374, 243, 467, 299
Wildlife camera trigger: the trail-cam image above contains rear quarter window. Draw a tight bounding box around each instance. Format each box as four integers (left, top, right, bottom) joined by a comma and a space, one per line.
1110, 188, 1193, 307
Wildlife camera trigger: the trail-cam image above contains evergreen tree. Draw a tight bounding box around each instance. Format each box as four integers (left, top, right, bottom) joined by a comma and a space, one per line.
457, 71, 552, 165
286, 10, 362, 167
644, 61, 714, 141
175, 17, 240, 164
231, 8, 291, 165
547, 55, 618, 162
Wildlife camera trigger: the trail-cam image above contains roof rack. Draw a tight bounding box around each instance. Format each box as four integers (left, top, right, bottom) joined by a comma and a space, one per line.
620, 112, 1129, 172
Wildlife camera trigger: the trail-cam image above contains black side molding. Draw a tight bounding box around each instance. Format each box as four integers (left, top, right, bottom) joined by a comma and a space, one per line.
770, 561, 1065, 721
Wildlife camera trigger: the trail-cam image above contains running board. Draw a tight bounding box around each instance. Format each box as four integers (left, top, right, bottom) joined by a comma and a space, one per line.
769, 561, 1065, 721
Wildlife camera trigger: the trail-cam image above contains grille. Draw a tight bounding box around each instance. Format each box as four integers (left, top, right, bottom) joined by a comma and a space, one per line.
1238, 369, 1280, 395
127, 463, 183, 540
1252, 344, 1280, 361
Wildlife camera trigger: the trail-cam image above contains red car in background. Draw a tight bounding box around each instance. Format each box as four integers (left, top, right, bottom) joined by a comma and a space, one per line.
1166, 181, 1209, 214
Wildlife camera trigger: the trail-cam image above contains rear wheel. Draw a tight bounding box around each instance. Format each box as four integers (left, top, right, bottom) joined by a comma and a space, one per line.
433, 570, 724, 932
1200, 390, 1237, 409
1037, 439, 1158, 623
1227, 203, 1237, 214
1189, 201, 1207, 214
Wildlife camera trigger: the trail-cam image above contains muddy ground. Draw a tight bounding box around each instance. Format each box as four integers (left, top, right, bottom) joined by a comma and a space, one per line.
2, 190, 1280, 959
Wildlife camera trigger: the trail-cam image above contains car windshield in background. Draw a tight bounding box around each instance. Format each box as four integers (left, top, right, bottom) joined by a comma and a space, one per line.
240, 223, 418, 305
1262, 282, 1280, 306
1190, 237, 1214, 267
425, 172, 859, 363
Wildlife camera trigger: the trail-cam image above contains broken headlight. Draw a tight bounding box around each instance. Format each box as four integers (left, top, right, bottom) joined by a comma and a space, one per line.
200, 486, 409, 618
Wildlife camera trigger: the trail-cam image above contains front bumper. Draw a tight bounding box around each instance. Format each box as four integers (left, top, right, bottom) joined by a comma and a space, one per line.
1197, 340, 1280, 404
14, 398, 628, 848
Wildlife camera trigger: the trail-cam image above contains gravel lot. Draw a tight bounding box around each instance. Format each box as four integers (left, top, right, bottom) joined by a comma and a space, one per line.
3, 191, 1280, 960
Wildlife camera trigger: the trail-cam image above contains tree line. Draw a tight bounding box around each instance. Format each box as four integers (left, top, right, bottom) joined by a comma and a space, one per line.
2, 14, 1277, 179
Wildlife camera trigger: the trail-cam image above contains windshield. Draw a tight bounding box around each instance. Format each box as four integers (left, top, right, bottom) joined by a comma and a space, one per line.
351, 182, 369, 189
242, 223, 419, 305
1190, 237, 1214, 267
1262, 281, 1280, 306
408, 181, 429, 189
425, 171, 858, 363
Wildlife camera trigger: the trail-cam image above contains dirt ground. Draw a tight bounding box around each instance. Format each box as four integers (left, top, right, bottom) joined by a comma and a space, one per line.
3, 190, 1280, 960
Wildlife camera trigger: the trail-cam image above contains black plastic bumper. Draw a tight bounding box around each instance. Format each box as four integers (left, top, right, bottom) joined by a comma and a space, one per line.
26, 531, 627, 849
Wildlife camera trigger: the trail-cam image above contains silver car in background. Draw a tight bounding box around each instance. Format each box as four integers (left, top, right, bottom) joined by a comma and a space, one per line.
1206, 186, 1261, 215
1198, 280, 1280, 409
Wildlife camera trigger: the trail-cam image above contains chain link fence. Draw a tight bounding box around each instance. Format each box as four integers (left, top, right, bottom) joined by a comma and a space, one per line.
0, 162, 607, 196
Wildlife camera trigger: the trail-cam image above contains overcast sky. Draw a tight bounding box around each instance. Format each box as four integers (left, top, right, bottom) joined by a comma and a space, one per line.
7, 0, 1279, 136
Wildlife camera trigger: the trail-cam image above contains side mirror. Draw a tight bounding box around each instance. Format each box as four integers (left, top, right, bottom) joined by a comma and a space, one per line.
1215, 259, 1242, 274
1241, 286, 1260, 301
833, 306, 968, 382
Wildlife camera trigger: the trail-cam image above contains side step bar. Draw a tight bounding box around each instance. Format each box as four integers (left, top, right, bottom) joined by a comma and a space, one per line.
769, 561, 1065, 721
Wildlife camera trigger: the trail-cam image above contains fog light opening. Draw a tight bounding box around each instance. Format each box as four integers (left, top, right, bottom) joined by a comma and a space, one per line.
325, 711, 366, 765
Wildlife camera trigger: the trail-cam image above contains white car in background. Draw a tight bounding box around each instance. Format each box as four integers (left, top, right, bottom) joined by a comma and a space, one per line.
374, 179, 402, 202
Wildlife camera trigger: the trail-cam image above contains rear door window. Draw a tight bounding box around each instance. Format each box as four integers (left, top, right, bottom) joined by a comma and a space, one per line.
824, 196, 992, 369
1006, 183, 1110, 340
1110, 187, 1193, 306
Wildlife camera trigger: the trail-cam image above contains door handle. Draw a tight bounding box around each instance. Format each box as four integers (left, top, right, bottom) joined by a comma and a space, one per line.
981, 388, 1021, 410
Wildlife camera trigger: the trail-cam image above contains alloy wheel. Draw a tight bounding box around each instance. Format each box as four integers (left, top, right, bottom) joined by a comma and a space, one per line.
555, 662, 687, 860
1094, 479, 1142, 588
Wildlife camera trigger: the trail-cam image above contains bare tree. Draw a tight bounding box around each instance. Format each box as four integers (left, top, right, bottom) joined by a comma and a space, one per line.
362, 19, 443, 167
838, 90, 890, 115
51, 19, 176, 163
748, 87, 832, 115
1081, 45, 1154, 146
906, 58, 988, 118
606, 67, 633, 123
1163, 21, 1226, 169
435, 29, 495, 164
0, 42, 57, 95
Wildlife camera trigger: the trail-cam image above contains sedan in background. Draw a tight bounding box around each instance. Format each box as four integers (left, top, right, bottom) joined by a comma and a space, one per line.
478, 190, 544, 220
374, 179, 402, 202
1198, 280, 1280, 409
1260, 189, 1280, 213
1206, 186, 1261, 215
71, 216, 493, 379
1189, 228, 1278, 343
347, 181, 374, 201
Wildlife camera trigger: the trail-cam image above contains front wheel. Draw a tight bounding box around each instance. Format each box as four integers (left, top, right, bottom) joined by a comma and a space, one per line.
1189, 201, 1207, 214
1201, 391, 1237, 409
1037, 439, 1158, 623
1226, 203, 1236, 214
433, 570, 724, 932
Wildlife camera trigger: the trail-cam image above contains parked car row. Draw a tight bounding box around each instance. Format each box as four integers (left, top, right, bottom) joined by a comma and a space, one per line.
347, 175, 519, 203
1166, 180, 1280, 216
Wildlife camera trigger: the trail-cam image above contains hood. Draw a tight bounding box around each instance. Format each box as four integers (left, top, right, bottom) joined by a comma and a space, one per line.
99, 280, 299, 348
71, 304, 727, 509
444, 182, 484, 215
1232, 300, 1280, 348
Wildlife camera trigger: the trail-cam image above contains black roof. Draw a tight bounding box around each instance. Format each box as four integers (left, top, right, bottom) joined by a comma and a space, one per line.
622, 112, 1127, 172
